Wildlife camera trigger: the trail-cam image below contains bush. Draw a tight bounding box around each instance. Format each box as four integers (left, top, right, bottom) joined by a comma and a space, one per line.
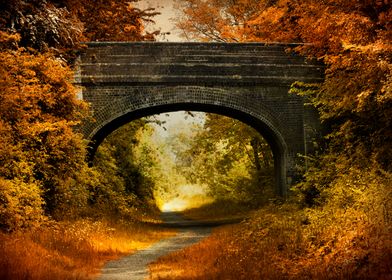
0, 178, 45, 231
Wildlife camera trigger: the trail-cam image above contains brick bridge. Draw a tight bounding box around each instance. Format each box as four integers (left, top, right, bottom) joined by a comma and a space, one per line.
76, 42, 324, 196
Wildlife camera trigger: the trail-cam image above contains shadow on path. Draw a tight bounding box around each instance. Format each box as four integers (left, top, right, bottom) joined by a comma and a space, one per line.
98, 212, 240, 280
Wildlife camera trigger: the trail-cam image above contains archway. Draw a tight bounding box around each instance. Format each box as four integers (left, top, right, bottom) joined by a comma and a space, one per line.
83, 86, 289, 196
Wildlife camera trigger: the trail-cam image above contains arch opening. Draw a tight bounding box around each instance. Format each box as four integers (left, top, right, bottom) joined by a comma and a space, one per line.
87, 102, 288, 196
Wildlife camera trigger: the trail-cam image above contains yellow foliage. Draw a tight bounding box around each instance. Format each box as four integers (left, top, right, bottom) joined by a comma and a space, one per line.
0, 34, 90, 228
0, 178, 45, 231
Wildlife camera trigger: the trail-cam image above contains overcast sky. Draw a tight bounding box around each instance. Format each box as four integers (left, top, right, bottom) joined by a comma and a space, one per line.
135, 0, 183, 42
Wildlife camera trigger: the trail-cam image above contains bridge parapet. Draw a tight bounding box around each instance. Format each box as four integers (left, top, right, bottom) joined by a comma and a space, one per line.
77, 42, 323, 86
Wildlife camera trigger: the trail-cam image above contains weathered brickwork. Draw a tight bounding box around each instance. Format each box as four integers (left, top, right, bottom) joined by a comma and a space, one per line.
76, 42, 324, 196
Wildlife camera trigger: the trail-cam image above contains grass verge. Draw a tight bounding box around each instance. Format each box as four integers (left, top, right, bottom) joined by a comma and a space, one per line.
0, 219, 176, 280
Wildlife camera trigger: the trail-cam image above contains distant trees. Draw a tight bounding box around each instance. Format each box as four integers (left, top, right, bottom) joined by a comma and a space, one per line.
172, 113, 274, 203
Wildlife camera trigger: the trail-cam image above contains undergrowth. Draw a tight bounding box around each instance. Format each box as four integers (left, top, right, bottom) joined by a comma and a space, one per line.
181, 199, 255, 221
180, 185, 275, 222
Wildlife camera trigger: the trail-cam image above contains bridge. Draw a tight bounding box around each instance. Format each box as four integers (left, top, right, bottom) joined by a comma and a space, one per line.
76, 42, 324, 196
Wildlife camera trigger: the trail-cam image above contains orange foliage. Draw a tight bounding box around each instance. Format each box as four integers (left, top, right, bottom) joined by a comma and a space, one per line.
175, 0, 266, 42
0, 0, 161, 229
0, 31, 89, 228
0, 0, 159, 52
176, 0, 392, 169
176, 0, 391, 47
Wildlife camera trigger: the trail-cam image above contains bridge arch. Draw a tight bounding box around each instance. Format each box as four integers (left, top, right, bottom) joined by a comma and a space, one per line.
78, 42, 325, 198
83, 86, 289, 196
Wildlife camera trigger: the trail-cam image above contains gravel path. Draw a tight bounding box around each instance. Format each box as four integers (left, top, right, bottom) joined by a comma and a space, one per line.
97, 212, 216, 280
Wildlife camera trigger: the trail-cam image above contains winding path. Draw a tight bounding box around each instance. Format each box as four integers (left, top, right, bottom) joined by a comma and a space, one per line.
97, 212, 218, 280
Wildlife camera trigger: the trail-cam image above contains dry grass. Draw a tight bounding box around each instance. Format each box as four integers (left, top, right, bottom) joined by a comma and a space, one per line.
0, 219, 176, 280
148, 224, 237, 280
180, 185, 276, 222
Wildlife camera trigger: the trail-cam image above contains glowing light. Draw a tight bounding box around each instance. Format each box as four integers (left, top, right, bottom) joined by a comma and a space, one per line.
158, 184, 214, 212
161, 198, 189, 212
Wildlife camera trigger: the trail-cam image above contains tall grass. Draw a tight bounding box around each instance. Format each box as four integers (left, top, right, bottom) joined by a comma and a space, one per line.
0, 219, 175, 280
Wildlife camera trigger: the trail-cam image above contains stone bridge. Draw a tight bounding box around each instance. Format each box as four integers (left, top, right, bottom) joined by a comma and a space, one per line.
76, 42, 324, 196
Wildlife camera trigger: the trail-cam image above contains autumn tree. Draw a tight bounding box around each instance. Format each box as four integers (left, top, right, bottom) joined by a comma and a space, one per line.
0, 0, 159, 52
0, 31, 90, 229
174, 0, 272, 42
175, 0, 392, 171
0, 0, 83, 51
0, 0, 160, 229
67, 0, 160, 42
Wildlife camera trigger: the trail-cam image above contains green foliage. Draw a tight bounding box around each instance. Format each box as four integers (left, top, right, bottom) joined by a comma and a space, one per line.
173, 113, 274, 203
89, 141, 138, 218
87, 120, 166, 219
96, 120, 155, 199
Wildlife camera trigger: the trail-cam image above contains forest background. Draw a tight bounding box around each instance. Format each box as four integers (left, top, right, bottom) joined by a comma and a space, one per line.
0, 0, 391, 279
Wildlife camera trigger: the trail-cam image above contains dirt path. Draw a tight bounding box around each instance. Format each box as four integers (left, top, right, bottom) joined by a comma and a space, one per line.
97, 212, 217, 280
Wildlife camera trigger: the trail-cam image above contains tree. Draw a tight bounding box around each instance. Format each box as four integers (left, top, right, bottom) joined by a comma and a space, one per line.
0, 0, 161, 228
175, 0, 392, 170
63, 0, 160, 42
174, 0, 270, 42
172, 113, 273, 202
0, 0, 83, 51
0, 31, 89, 228
0, 0, 159, 52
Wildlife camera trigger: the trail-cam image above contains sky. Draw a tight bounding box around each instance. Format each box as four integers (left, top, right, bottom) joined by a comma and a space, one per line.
134, 0, 205, 139
135, 0, 183, 42
150, 111, 205, 140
